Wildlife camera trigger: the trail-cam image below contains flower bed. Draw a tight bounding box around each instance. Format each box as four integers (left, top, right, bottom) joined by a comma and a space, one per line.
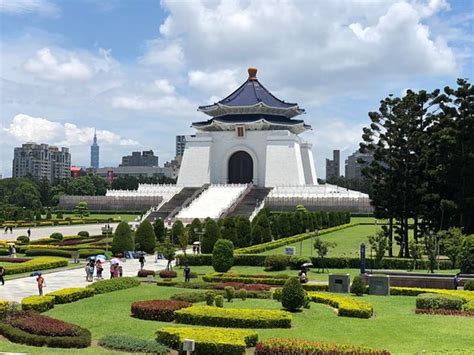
98, 335, 168, 354
0, 257, 31, 263
46, 287, 95, 304
21, 296, 55, 313
4, 257, 68, 275
0, 312, 91, 348
131, 300, 191, 321
307, 292, 373, 318
25, 248, 72, 258
415, 308, 474, 317
255, 338, 390, 355
175, 305, 292, 328
86, 277, 140, 294
156, 326, 258, 355
416, 293, 464, 311
203, 272, 289, 285
213, 282, 272, 291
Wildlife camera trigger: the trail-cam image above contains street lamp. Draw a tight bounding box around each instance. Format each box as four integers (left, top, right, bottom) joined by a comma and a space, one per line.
101, 225, 113, 254
194, 227, 205, 254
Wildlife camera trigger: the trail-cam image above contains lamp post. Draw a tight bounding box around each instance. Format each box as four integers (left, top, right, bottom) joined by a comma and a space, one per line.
101, 225, 113, 254
194, 227, 205, 254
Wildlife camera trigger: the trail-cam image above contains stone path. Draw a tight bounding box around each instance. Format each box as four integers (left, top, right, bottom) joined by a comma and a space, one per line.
0, 257, 172, 302
1, 223, 119, 241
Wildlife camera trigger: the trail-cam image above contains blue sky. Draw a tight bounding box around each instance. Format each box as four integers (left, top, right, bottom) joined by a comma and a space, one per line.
0, 0, 472, 178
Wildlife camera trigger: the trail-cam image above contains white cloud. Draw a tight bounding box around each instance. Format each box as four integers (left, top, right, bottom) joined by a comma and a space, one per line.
110, 94, 196, 118
3, 114, 138, 147
153, 79, 175, 94
188, 69, 238, 97
140, 40, 185, 68
0, 0, 59, 16
23, 48, 93, 81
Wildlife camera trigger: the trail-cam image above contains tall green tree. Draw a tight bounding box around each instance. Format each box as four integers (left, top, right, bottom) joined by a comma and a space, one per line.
171, 220, 185, 244
111, 221, 134, 255
201, 219, 221, 253
153, 218, 166, 243
235, 216, 252, 247
135, 220, 156, 253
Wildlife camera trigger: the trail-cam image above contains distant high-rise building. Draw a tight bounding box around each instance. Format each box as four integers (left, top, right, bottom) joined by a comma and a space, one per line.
325, 150, 340, 180
176, 135, 186, 157
12, 143, 71, 182
90, 129, 99, 170
120, 150, 158, 167
345, 150, 374, 182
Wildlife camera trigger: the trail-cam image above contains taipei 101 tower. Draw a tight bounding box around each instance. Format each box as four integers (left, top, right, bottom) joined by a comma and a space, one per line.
90, 129, 99, 170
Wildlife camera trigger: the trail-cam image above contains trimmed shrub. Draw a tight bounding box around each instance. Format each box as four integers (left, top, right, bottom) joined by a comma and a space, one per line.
25, 248, 71, 258
255, 338, 390, 355
215, 295, 224, 307
288, 256, 311, 270
390, 287, 474, 302
156, 326, 258, 355
86, 277, 140, 294
46, 288, 94, 304
416, 293, 464, 310
21, 296, 55, 313
131, 300, 191, 321
3, 257, 68, 275
78, 231, 90, 238
202, 219, 221, 254
459, 235, 474, 274
224, 286, 235, 302
98, 335, 168, 354
5, 311, 79, 336
236, 289, 247, 301
78, 249, 106, 258
0, 313, 91, 348
50, 232, 63, 241
111, 221, 134, 255
135, 220, 156, 254
159, 270, 177, 279
172, 292, 209, 303
203, 272, 289, 285
307, 292, 373, 318
212, 239, 234, 272
281, 277, 305, 312
464, 280, 474, 291
205, 291, 216, 306
156, 280, 179, 287
175, 305, 292, 328
16, 235, 30, 244
464, 300, 474, 312
264, 255, 289, 271
272, 288, 282, 301
214, 282, 272, 292
137, 269, 156, 277
350, 275, 366, 296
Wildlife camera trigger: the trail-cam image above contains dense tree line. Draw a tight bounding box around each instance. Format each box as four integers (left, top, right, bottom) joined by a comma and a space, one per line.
360, 79, 473, 257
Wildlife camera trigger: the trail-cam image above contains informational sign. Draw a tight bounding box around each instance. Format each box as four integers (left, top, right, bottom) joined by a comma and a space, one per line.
284, 246, 296, 256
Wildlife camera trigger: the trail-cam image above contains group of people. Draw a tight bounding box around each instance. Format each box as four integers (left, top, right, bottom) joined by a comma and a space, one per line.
192, 244, 201, 254
7, 245, 16, 258
3, 226, 13, 234
84, 259, 123, 281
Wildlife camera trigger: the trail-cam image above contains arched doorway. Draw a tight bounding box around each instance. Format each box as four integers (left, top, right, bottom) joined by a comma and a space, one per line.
228, 151, 253, 183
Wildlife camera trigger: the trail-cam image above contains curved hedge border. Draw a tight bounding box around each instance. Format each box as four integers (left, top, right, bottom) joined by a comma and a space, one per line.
390, 287, 474, 302
203, 272, 289, 285
131, 300, 191, 321
307, 292, 373, 318
86, 277, 140, 294
47, 287, 95, 304
98, 335, 168, 354
0, 319, 91, 348
25, 249, 71, 258
175, 305, 292, 328
255, 338, 390, 355
156, 326, 258, 355
4, 257, 68, 275
21, 296, 55, 313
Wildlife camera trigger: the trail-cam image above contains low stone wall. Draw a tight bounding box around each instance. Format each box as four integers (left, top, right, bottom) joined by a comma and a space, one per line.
59, 195, 163, 211
266, 197, 373, 212
362, 272, 457, 290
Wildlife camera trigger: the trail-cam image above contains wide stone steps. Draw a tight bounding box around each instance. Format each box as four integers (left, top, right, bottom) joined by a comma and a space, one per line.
146, 187, 200, 221
227, 187, 273, 218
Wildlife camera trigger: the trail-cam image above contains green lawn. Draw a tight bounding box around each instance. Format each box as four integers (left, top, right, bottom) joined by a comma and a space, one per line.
60, 213, 139, 222
261, 224, 381, 258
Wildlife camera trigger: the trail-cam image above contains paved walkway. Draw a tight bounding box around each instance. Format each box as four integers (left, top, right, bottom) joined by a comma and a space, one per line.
0, 258, 173, 302
1, 223, 120, 241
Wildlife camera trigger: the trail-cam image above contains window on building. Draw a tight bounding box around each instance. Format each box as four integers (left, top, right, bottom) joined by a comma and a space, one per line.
236, 126, 245, 137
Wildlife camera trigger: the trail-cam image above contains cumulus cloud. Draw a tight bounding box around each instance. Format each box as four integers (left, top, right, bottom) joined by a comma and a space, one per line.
140, 40, 185, 68
3, 114, 138, 146
188, 69, 239, 97
0, 0, 59, 16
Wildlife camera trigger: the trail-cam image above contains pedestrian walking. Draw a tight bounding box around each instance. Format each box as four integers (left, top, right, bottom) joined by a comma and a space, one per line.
27, 228, 31, 238
110, 263, 115, 278
9, 226, 13, 234
138, 254, 145, 270
118, 265, 123, 277
95, 260, 103, 279
37, 273, 45, 295
113, 264, 120, 278
4, 226, 8, 234
0, 266, 5, 286
184, 263, 191, 283
11, 246, 16, 258
8, 245, 12, 257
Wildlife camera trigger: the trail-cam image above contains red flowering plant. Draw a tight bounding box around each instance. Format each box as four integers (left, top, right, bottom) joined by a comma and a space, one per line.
5, 311, 80, 336
131, 300, 191, 322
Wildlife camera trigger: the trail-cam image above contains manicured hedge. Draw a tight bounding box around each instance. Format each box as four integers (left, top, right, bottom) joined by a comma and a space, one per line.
4, 257, 68, 275
156, 326, 258, 355
255, 338, 390, 355
78, 249, 106, 258
203, 272, 289, 285
21, 296, 55, 313
137, 269, 156, 277
175, 305, 292, 328
307, 292, 373, 318
131, 300, 191, 321
213, 282, 272, 292
25, 248, 72, 258
46, 288, 95, 304
156, 280, 179, 287
0, 300, 9, 318
416, 293, 464, 311
6, 311, 78, 336
235, 224, 355, 254
86, 277, 140, 294
159, 270, 177, 278
170, 290, 272, 303
98, 335, 168, 354
0, 312, 91, 348
390, 287, 474, 302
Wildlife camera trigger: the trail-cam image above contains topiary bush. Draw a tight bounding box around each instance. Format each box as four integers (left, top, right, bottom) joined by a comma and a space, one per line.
264, 255, 289, 271
16, 235, 30, 244
21, 296, 55, 313
137, 269, 156, 278
131, 300, 192, 321
215, 295, 224, 307
111, 221, 134, 255
159, 270, 177, 279
236, 289, 247, 301
86, 277, 140, 294
202, 219, 221, 254
78, 231, 89, 238
464, 280, 474, 291
350, 276, 366, 296
416, 293, 464, 310
135, 220, 156, 254
212, 239, 234, 272
224, 286, 235, 302
281, 277, 305, 312
205, 291, 216, 306
99, 335, 168, 354
46, 288, 94, 304
50, 232, 63, 241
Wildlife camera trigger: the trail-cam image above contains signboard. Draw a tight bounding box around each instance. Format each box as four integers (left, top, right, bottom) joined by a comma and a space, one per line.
284, 246, 296, 256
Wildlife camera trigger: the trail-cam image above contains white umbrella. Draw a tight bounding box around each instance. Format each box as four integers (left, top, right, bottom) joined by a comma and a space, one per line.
110, 258, 120, 265
96, 255, 106, 261
193, 241, 201, 245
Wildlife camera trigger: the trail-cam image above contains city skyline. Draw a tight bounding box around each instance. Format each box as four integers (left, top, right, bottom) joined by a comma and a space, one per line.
1, 0, 472, 178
